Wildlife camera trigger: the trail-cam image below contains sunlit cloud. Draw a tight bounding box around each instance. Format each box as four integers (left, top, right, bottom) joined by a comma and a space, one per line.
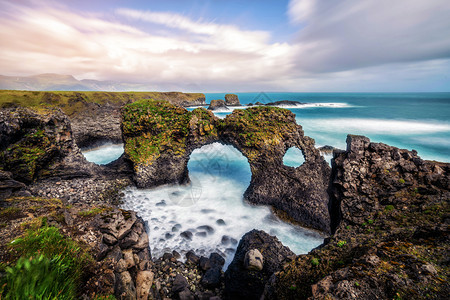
0, 0, 449, 91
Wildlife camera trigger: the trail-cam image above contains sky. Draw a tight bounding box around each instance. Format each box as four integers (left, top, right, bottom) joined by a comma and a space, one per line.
0, 0, 450, 92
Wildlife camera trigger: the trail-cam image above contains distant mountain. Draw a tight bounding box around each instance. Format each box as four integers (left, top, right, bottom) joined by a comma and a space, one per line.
0, 74, 183, 92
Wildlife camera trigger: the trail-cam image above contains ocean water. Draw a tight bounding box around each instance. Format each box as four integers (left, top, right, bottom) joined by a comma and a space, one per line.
120, 143, 323, 268
83, 93, 450, 266
204, 93, 450, 162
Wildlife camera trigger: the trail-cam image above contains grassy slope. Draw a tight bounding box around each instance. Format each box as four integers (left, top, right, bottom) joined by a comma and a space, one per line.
0, 90, 205, 116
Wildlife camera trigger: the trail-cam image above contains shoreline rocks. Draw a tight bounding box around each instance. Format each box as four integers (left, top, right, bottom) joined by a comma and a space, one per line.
225, 230, 294, 300
207, 99, 228, 111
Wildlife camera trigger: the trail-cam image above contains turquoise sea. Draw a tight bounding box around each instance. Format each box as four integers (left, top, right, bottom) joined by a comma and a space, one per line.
83, 92, 450, 265
204, 92, 450, 162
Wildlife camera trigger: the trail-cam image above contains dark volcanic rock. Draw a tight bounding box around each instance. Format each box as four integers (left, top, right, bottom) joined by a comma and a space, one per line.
225, 229, 294, 300
0, 107, 99, 183
268, 135, 450, 300
225, 94, 241, 106
265, 100, 305, 106
122, 102, 331, 233
207, 99, 228, 111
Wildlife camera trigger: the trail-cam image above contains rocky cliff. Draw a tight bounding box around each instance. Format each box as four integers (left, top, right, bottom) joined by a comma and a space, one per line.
267, 135, 449, 300
0, 90, 206, 149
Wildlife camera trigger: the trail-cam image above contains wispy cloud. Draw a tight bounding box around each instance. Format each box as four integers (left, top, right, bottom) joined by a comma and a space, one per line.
0, 0, 449, 91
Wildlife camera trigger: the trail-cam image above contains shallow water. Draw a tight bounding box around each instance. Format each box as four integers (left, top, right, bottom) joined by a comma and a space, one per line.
120, 143, 325, 268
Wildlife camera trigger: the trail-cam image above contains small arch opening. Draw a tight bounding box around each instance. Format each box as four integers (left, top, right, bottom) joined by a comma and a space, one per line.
81, 143, 124, 165
283, 147, 305, 168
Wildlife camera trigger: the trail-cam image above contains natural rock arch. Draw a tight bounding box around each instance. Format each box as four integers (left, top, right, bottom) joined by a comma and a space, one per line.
121, 100, 331, 233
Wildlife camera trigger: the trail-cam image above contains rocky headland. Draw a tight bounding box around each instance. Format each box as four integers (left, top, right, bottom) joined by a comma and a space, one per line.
0, 92, 448, 300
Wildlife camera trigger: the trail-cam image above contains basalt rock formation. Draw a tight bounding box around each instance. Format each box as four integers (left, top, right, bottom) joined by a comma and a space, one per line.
267, 135, 449, 300
122, 100, 331, 233
0, 107, 98, 183
225, 94, 241, 106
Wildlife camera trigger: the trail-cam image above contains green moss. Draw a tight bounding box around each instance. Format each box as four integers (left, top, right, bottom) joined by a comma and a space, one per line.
337, 240, 347, 247
77, 207, 107, 217
0, 128, 54, 182
122, 99, 211, 167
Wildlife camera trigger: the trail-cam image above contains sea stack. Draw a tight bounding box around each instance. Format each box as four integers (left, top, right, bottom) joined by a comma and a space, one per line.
225, 94, 241, 106
207, 99, 228, 110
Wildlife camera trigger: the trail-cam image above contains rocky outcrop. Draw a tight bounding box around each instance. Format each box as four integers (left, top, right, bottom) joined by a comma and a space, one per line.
121, 100, 220, 188
221, 107, 332, 233
225, 94, 241, 106
95, 209, 153, 300
207, 99, 228, 111
225, 230, 294, 300
267, 135, 450, 300
0, 107, 99, 183
122, 101, 331, 233
0, 90, 206, 149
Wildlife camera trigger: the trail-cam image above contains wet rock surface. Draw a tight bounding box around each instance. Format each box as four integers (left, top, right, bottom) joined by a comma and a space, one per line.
268, 135, 450, 300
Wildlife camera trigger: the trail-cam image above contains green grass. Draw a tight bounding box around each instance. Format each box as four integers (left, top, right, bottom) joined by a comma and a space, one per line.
2, 225, 93, 299
0, 90, 204, 116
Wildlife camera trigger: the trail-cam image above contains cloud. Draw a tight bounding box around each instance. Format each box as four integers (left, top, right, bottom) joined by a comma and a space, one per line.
0, 0, 449, 91
0, 2, 293, 91
288, 0, 450, 73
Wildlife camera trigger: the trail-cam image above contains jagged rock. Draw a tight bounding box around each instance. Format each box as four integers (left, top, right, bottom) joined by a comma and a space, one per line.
97, 209, 137, 240
115, 271, 136, 300
186, 250, 200, 265
172, 274, 189, 293
225, 230, 294, 300
244, 249, 264, 271
225, 94, 241, 106
136, 270, 154, 300
207, 99, 228, 111
267, 135, 450, 300
0, 170, 27, 200
0, 107, 99, 183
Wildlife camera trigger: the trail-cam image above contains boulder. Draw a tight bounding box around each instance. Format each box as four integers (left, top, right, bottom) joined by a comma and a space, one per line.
172, 274, 189, 293
244, 249, 264, 271
225, 230, 294, 300
225, 94, 241, 106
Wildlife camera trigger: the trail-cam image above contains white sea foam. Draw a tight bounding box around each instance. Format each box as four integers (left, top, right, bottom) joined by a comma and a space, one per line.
273, 102, 353, 109
300, 118, 450, 135
120, 143, 324, 268
81, 143, 124, 165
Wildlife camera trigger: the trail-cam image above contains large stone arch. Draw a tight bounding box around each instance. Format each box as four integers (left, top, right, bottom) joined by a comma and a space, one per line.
121, 100, 331, 233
